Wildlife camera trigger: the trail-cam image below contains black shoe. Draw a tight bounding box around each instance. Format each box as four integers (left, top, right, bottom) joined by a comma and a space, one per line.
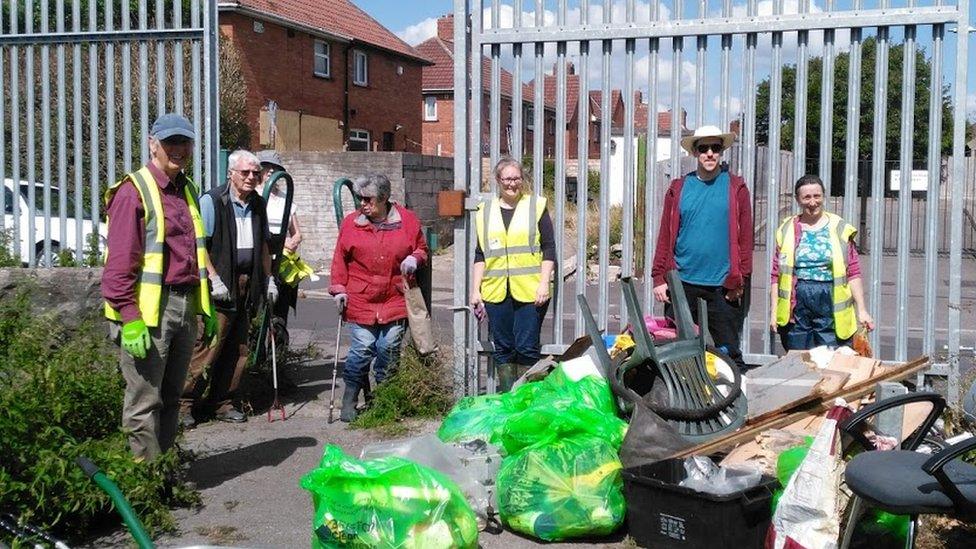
215, 408, 247, 423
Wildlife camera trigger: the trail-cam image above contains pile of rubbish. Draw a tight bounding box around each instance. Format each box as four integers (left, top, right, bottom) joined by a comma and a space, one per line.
299, 274, 934, 547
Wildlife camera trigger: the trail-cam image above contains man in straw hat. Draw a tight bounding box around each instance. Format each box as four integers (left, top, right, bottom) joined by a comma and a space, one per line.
651, 125, 754, 371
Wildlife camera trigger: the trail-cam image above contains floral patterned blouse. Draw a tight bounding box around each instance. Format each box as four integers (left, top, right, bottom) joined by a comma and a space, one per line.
794, 224, 833, 281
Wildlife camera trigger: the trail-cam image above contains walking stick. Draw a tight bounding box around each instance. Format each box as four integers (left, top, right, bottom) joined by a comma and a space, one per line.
267, 306, 286, 423
328, 317, 343, 424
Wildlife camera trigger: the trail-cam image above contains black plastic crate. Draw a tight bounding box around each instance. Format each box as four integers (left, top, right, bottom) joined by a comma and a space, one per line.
622, 458, 780, 549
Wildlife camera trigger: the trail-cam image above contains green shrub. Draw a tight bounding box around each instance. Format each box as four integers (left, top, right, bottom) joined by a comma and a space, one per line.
585, 203, 624, 261
0, 229, 22, 267
0, 291, 197, 544
351, 345, 454, 435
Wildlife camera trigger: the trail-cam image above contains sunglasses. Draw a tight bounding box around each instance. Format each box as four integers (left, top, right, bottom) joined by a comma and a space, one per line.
696, 143, 724, 154
233, 169, 262, 178
356, 194, 379, 203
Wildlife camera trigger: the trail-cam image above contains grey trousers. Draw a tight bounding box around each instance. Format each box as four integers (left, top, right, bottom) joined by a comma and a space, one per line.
117, 288, 198, 460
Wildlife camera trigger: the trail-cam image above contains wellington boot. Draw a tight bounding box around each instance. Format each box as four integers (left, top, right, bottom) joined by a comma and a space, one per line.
496, 363, 517, 392
339, 383, 360, 423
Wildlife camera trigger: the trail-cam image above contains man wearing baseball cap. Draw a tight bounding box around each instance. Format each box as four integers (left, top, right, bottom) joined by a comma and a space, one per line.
102, 113, 218, 460
651, 125, 754, 371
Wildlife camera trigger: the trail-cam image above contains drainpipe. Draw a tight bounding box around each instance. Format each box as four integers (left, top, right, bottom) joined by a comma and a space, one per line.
343, 44, 350, 148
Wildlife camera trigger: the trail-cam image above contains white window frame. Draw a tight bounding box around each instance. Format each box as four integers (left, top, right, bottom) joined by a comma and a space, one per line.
353, 50, 368, 86
349, 129, 370, 151
313, 40, 330, 78
424, 96, 437, 121
526, 105, 535, 130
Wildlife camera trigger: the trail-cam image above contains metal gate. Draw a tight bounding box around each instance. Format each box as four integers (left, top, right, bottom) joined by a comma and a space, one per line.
451, 0, 972, 401
0, 0, 220, 267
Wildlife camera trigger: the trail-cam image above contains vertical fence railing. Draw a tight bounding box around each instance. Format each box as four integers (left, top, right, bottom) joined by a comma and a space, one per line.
454, 0, 971, 401
0, 1, 219, 267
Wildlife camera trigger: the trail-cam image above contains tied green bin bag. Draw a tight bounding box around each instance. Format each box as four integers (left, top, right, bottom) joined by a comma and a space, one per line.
300, 445, 479, 548
497, 435, 626, 541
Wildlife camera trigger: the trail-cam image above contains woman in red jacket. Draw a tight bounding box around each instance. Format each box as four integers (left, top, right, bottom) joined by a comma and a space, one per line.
328, 173, 429, 422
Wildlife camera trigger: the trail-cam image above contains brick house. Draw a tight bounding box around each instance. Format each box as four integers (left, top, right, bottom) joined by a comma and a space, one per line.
218, 0, 430, 153
416, 15, 555, 158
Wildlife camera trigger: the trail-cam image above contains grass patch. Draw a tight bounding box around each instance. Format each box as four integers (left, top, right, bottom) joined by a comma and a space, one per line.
0, 289, 198, 545
350, 345, 455, 435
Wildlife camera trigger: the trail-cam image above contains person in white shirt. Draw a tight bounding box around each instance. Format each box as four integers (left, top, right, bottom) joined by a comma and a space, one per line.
257, 150, 303, 326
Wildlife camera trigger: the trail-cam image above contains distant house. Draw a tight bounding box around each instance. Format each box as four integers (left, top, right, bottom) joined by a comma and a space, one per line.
218, 0, 430, 152
417, 15, 555, 158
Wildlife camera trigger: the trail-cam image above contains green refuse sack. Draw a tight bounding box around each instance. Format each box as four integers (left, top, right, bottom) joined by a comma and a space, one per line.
438, 362, 626, 453
496, 435, 626, 541
497, 369, 627, 455
437, 391, 516, 446
300, 445, 479, 549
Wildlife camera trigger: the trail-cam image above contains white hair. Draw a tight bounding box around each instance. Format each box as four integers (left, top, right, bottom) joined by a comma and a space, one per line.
228, 149, 260, 171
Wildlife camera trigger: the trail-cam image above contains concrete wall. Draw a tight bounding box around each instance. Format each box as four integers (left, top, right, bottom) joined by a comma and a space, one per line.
279, 152, 454, 271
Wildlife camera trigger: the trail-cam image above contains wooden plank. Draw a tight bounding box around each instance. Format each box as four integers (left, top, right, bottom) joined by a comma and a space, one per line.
816, 369, 851, 395
671, 356, 930, 459
745, 352, 823, 419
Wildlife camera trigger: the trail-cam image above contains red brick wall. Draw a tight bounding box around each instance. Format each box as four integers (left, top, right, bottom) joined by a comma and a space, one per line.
422, 92, 556, 159
220, 13, 423, 153
422, 93, 455, 156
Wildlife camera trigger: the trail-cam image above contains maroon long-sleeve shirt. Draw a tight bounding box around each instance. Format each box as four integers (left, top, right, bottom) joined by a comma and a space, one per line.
102, 163, 199, 323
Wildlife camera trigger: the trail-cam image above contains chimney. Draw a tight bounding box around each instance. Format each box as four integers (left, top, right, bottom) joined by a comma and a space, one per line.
437, 15, 454, 42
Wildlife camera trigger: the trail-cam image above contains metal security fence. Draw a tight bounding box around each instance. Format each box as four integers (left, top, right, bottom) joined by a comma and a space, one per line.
451, 0, 972, 402
0, 0, 220, 267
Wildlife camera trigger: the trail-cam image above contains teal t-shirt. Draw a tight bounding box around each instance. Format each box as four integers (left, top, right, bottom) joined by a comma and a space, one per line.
674, 171, 731, 286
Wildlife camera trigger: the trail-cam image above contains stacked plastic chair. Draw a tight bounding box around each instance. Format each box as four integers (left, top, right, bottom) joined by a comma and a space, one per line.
578, 270, 747, 443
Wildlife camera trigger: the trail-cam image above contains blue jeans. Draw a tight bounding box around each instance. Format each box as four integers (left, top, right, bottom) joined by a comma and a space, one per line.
779, 279, 851, 351
485, 295, 549, 365
344, 320, 407, 387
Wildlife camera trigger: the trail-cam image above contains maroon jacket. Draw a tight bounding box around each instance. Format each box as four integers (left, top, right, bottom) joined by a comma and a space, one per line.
329, 203, 429, 325
651, 172, 754, 290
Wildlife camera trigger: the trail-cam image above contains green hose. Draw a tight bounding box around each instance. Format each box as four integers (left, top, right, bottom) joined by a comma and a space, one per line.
77, 456, 154, 549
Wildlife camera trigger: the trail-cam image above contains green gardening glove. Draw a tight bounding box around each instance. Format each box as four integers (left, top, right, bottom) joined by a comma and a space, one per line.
121, 319, 151, 359
203, 313, 218, 347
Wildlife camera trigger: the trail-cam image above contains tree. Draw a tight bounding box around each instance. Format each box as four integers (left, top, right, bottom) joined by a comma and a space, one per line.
755, 37, 954, 174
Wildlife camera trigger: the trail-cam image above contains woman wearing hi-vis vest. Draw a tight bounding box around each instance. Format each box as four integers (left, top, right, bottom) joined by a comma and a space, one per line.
770, 175, 875, 351
470, 157, 556, 392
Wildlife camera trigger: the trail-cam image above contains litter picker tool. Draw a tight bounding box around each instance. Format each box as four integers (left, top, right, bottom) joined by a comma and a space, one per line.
328, 317, 344, 424
267, 305, 286, 423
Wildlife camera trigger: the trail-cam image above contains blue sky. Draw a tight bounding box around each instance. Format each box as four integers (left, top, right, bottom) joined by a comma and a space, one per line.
356, 0, 976, 123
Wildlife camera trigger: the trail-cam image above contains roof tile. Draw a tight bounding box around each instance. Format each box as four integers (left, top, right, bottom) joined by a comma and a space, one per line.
231, 0, 428, 63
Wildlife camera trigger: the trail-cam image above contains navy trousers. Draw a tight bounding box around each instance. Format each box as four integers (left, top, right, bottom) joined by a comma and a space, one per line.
485, 295, 549, 366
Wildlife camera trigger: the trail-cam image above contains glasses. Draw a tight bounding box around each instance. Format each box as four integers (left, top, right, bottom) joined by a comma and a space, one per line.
356, 195, 378, 203
500, 176, 523, 183
696, 143, 723, 155
233, 169, 262, 178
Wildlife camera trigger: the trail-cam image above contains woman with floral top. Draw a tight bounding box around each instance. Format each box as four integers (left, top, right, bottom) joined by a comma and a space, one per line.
769, 175, 875, 350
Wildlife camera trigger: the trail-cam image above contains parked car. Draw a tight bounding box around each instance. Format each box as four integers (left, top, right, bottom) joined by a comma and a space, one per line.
2, 179, 106, 266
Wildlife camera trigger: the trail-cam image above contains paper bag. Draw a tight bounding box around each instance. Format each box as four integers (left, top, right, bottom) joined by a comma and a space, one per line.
404, 280, 438, 355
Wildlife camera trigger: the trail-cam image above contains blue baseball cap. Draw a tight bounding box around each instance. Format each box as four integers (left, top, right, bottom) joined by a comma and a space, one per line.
150, 113, 196, 141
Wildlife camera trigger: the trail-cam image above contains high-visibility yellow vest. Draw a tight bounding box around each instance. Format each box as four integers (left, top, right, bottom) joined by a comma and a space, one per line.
103, 166, 213, 327
475, 194, 547, 303
278, 249, 316, 287
774, 211, 858, 339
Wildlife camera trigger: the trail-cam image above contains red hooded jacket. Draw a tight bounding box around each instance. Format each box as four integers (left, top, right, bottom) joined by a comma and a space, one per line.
651, 171, 754, 290
329, 203, 429, 325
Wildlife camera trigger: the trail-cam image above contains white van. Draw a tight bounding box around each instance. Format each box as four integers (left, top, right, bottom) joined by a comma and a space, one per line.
2, 179, 107, 266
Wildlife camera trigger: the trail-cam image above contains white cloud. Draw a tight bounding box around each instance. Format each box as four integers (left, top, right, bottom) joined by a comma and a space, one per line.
396, 17, 438, 46
968, 93, 976, 121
